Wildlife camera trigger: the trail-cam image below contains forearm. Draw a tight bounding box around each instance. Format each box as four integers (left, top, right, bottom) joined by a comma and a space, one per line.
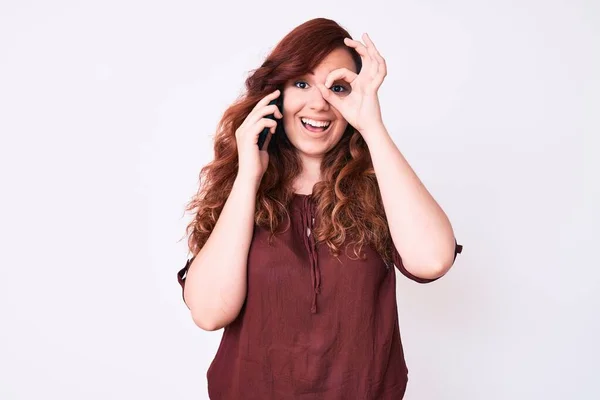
364, 124, 457, 278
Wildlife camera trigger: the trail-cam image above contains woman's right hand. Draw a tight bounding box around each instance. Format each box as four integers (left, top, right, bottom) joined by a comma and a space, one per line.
235, 89, 283, 185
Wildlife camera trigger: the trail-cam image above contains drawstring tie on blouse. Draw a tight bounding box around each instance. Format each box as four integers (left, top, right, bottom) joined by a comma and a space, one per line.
301, 195, 321, 314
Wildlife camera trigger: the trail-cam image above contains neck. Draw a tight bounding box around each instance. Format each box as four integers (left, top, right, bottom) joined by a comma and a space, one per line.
294, 154, 322, 194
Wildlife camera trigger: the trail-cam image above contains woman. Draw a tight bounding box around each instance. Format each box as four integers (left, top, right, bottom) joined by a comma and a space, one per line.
178, 18, 463, 399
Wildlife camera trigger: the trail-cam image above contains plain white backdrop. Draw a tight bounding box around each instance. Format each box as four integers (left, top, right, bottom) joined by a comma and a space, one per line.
0, 0, 598, 399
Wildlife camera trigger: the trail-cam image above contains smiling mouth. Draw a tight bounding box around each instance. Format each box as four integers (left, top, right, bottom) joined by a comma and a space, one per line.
299, 118, 333, 134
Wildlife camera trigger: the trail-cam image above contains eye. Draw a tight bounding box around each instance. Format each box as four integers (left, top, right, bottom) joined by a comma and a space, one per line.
293, 80, 350, 94
331, 84, 349, 93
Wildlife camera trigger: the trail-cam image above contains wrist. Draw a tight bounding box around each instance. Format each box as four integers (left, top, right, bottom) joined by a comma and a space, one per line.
361, 123, 390, 147
234, 173, 261, 193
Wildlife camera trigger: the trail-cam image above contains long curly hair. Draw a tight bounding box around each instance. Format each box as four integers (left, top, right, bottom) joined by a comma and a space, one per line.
184, 18, 396, 267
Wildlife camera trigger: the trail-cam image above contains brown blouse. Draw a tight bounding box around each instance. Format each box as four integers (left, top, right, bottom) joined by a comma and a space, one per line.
178, 192, 462, 399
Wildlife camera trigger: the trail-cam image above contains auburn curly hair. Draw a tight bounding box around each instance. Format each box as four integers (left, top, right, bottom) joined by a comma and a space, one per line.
183, 18, 397, 267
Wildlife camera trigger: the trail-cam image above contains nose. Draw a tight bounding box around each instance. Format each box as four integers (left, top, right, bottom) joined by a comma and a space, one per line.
307, 86, 330, 111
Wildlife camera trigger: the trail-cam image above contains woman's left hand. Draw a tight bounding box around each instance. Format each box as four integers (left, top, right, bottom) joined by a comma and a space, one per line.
316, 33, 387, 136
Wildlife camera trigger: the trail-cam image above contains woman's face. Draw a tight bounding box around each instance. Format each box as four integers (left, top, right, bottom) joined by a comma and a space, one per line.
282, 47, 357, 159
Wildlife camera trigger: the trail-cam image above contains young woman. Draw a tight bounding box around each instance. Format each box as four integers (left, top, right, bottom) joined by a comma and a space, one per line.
178, 17, 463, 399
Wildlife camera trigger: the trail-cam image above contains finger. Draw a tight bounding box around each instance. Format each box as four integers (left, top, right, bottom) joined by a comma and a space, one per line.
251, 118, 277, 145
249, 117, 277, 135
344, 37, 369, 58
316, 83, 342, 109
253, 89, 281, 112
324, 68, 358, 88
261, 130, 273, 151
258, 118, 278, 133
249, 104, 282, 126
372, 52, 387, 88
262, 104, 282, 118
363, 33, 377, 50
344, 37, 374, 73
363, 33, 386, 83
257, 128, 275, 151
365, 33, 387, 86
362, 33, 380, 78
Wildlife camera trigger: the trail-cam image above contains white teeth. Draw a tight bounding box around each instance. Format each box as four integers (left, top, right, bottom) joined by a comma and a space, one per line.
301, 117, 331, 128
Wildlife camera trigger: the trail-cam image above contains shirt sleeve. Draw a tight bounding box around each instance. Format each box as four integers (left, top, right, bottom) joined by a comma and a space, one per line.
177, 256, 196, 309
391, 238, 463, 284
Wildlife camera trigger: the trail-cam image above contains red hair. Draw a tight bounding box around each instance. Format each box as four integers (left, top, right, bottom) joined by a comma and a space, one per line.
184, 18, 396, 266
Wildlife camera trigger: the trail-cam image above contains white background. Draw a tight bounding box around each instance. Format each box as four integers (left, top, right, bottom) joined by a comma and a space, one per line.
0, 1, 598, 399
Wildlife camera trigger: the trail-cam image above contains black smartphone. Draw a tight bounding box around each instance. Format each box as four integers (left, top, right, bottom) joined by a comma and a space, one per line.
257, 92, 283, 150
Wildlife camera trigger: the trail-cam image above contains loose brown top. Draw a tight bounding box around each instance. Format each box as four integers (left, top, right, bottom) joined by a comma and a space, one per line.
178, 193, 462, 399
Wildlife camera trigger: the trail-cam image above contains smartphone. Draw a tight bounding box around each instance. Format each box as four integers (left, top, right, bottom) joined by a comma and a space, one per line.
257, 92, 283, 150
